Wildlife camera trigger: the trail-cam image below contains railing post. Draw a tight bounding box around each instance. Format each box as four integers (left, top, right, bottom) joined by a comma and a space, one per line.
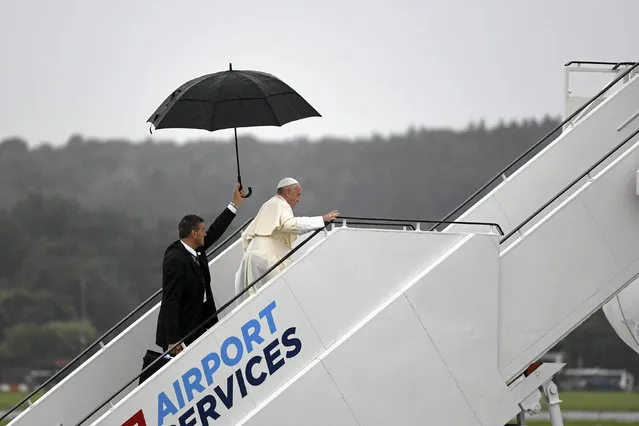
543, 380, 564, 426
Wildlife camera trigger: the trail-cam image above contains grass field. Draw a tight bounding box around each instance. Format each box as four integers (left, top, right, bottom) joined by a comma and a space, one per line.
0, 391, 40, 426
0, 392, 41, 411
543, 391, 639, 412
528, 422, 638, 425
0, 390, 43, 426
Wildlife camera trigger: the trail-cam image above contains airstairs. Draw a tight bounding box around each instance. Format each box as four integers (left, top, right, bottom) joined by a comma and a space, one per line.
4, 61, 639, 426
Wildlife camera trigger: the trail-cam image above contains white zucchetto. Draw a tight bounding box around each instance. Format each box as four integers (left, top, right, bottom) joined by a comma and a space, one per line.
277, 177, 299, 189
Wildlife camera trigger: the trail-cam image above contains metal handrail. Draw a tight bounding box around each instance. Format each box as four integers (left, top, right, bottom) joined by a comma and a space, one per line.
0, 216, 254, 423
334, 220, 416, 230
500, 127, 639, 244
429, 61, 639, 232
338, 215, 504, 235
333, 216, 416, 230
74, 220, 333, 425
564, 61, 636, 70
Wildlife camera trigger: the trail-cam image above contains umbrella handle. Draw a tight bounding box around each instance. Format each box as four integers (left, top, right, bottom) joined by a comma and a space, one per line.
239, 184, 252, 198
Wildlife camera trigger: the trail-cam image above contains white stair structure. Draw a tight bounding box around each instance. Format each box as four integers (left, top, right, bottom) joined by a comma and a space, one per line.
5, 61, 639, 426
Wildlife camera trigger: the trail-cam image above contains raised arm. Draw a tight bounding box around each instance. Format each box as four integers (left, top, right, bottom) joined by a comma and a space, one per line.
202, 184, 246, 251
280, 210, 340, 235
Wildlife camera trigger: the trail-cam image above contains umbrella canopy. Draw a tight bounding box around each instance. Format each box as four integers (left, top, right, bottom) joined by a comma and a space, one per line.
147, 64, 321, 198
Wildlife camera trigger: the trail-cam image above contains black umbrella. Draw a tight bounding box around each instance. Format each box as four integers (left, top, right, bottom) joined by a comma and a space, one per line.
147, 63, 321, 198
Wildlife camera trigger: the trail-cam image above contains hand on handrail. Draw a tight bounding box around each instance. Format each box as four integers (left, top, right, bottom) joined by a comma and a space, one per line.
322, 210, 340, 222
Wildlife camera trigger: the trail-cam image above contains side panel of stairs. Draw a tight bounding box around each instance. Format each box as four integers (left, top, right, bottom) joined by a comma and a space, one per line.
498, 137, 639, 380
88, 229, 469, 426
237, 234, 517, 426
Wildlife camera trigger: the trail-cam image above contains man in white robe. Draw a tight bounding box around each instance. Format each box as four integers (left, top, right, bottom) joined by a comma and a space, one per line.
234, 177, 339, 300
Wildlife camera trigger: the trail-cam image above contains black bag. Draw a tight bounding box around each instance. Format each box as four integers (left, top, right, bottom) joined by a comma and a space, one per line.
139, 349, 170, 385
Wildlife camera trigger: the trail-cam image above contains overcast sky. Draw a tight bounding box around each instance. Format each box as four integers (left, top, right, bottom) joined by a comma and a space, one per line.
1, 0, 637, 146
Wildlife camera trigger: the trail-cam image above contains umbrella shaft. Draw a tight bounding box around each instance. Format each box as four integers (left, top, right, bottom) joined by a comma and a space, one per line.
234, 127, 242, 186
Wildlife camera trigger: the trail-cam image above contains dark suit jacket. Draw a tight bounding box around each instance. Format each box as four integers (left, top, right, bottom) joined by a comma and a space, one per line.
155, 207, 236, 350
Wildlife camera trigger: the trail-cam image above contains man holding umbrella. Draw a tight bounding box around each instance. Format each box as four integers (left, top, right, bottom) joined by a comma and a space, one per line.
156, 184, 247, 356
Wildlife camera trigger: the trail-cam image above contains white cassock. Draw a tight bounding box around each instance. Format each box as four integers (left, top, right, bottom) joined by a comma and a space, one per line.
234, 194, 325, 301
